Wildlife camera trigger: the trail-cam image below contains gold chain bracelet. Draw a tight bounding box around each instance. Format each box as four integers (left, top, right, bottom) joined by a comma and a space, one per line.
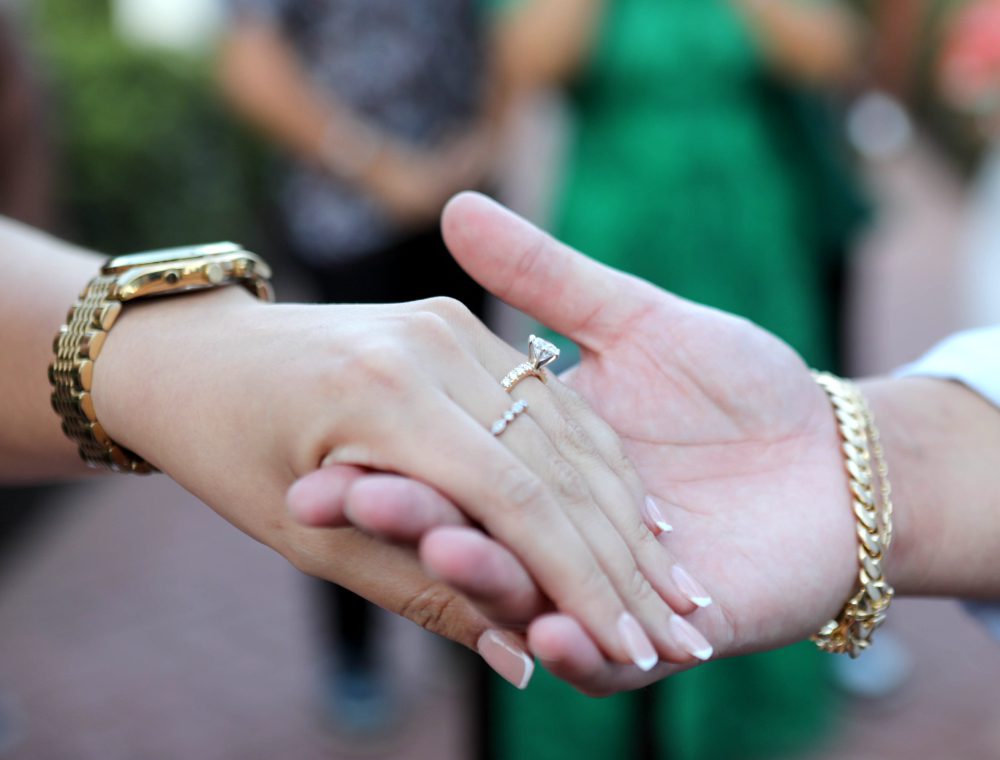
810, 372, 894, 657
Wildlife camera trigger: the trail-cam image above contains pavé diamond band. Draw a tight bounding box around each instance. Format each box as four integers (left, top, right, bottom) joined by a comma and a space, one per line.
500, 335, 560, 392
490, 399, 529, 437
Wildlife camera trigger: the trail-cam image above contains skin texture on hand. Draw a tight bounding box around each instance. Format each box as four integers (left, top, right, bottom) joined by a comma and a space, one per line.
439, 196, 862, 657
88, 278, 715, 678
337, 194, 999, 695
290, 193, 868, 695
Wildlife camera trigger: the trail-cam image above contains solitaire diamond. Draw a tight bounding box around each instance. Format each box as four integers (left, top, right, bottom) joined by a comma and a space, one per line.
528, 335, 560, 369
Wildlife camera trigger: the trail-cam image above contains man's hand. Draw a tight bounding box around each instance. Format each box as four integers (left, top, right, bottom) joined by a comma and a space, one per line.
289, 193, 862, 695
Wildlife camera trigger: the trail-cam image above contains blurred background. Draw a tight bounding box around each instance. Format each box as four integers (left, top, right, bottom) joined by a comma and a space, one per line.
1, 0, 999, 758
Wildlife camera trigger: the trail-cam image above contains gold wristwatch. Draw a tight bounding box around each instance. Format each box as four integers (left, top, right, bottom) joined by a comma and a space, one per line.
49, 242, 274, 474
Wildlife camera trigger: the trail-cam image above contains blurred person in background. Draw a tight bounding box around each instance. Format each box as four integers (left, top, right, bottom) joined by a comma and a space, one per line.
0, 8, 52, 752
940, 0, 1000, 327
216, 0, 495, 737
484, 1, 870, 758
0, 8, 51, 229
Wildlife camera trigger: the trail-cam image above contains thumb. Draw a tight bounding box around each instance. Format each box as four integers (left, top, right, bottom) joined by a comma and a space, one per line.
441, 192, 671, 353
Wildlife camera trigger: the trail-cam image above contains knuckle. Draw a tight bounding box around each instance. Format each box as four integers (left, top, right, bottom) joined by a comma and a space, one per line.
556, 417, 598, 460
404, 309, 453, 342
550, 456, 592, 505
573, 557, 614, 607
422, 296, 472, 324
491, 466, 549, 518
556, 387, 637, 470
623, 565, 658, 607
399, 583, 469, 642
626, 511, 660, 548
608, 445, 639, 482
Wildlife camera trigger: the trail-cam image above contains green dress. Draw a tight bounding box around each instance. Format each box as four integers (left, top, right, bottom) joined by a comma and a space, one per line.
492, 1, 866, 759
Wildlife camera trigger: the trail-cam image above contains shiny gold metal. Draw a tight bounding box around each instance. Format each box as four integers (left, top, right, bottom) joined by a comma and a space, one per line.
500, 335, 562, 392
49, 242, 274, 473
501, 361, 546, 392
811, 371, 894, 658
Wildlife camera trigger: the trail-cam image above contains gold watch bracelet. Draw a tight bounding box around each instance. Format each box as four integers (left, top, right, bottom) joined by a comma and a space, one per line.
49, 244, 272, 474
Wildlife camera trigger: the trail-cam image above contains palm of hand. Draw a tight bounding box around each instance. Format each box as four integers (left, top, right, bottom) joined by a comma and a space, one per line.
562, 301, 858, 656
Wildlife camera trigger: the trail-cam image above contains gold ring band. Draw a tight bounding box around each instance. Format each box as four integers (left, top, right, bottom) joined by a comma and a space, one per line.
501, 362, 546, 392
500, 335, 561, 393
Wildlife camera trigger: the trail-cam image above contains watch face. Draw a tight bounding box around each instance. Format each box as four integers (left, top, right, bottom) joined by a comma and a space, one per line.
102, 242, 241, 274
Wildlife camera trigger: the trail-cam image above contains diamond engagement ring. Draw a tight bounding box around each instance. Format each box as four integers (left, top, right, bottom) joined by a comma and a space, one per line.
491, 399, 529, 437
501, 335, 560, 392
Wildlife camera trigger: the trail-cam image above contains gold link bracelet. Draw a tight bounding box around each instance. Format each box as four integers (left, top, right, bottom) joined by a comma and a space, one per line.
811, 371, 894, 657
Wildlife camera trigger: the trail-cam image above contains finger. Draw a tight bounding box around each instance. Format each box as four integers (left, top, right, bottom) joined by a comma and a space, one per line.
527, 614, 686, 697
419, 528, 710, 670
345, 473, 469, 541
280, 521, 534, 689
285, 464, 367, 527
464, 333, 709, 657
438, 361, 681, 664
441, 192, 675, 353
544, 380, 714, 610
420, 525, 550, 625
329, 383, 655, 670
516, 379, 702, 618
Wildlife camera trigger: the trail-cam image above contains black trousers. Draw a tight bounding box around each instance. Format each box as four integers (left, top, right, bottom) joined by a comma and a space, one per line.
310, 226, 486, 311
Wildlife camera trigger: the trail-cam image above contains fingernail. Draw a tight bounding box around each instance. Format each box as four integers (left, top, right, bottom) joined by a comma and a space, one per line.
642, 495, 673, 535
670, 615, 714, 661
477, 630, 534, 689
617, 612, 658, 672
671, 564, 712, 607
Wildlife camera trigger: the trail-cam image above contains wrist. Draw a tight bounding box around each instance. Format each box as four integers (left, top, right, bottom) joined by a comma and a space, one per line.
858, 376, 1000, 598
91, 287, 261, 466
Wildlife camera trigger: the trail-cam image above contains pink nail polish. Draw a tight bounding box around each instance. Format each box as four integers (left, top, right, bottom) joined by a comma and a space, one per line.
617, 612, 658, 672
642, 495, 673, 536
670, 615, 714, 661
477, 630, 534, 689
671, 564, 712, 607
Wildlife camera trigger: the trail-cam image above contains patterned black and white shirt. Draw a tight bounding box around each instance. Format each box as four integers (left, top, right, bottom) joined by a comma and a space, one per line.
228, 0, 487, 263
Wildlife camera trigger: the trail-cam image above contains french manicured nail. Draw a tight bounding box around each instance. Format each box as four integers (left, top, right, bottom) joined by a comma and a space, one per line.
642, 495, 673, 535
617, 612, 658, 672
477, 630, 534, 689
670, 615, 714, 661
671, 564, 712, 607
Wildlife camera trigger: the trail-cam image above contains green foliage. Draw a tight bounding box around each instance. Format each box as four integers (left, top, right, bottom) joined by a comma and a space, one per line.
29, 0, 268, 253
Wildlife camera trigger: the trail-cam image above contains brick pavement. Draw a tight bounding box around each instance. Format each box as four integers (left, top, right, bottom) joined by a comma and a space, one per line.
0, 476, 474, 760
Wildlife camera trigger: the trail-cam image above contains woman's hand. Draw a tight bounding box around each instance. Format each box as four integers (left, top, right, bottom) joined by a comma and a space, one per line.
291, 193, 867, 695
89, 283, 710, 679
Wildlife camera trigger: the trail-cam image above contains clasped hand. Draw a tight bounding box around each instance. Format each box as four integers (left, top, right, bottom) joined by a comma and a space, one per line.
98, 193, 860, 697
